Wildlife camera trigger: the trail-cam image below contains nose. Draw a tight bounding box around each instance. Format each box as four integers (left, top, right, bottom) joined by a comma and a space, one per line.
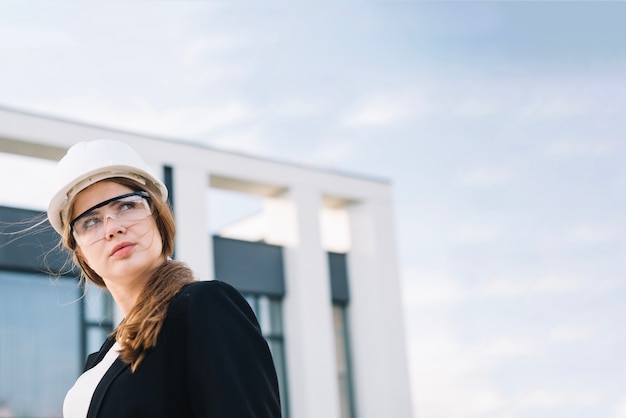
104, 215, 127, 239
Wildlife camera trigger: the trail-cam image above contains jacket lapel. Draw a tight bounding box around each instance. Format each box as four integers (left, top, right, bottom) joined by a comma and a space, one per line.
84, 337, 116, 372
86, 357, 130, 418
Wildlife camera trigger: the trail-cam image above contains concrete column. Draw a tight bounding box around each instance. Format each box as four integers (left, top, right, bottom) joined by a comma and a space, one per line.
282, 187, 341, 418
348, 197, 414, 418
172, 165, 213, 281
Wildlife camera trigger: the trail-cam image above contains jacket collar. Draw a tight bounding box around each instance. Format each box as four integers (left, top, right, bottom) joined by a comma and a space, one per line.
86, 347, 130, 417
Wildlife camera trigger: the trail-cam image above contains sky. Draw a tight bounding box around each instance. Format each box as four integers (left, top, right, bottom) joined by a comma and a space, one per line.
1, 1, 626, 417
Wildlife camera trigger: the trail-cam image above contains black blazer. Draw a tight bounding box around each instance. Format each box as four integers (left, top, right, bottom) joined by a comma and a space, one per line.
82, 280, 281, 417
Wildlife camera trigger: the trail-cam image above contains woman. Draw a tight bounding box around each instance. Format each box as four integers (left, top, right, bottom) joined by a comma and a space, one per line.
46, 139, 281, 417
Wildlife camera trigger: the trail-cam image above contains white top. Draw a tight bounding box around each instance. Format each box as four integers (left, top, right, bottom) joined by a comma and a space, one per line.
63, 342, 121, 418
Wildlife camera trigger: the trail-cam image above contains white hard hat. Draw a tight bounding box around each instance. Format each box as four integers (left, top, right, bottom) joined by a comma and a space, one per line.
47, 139, 168, 235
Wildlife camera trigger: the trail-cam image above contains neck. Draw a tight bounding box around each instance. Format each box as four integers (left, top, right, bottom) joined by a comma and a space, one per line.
101, 257, 167, 316
105, 277, 149, 316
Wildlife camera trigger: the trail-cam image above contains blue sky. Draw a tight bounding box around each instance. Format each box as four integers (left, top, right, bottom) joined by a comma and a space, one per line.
1, 2, 625, 417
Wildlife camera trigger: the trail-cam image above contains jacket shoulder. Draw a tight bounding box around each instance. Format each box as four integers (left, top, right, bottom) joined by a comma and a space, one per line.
168, 280, 253, 322
173, 280, 242, 305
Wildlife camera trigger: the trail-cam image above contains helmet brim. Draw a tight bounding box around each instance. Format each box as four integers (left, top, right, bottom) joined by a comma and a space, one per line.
47, 164, 168, 235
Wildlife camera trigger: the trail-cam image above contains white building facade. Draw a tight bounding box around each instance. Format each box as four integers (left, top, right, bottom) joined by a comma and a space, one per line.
0, 107, 413, 418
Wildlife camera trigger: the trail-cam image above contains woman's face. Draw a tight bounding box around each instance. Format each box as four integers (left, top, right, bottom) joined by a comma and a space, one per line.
70, 180, 164, 287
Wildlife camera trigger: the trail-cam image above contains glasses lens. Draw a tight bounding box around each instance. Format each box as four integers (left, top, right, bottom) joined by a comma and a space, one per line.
72, 194, 151, 246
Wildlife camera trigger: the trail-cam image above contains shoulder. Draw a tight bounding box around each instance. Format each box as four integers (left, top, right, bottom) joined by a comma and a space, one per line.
174, 280, 244, 305
169, 280, 255, 324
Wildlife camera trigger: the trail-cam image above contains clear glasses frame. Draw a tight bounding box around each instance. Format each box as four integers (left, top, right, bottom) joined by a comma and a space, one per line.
69, 191, 152, 246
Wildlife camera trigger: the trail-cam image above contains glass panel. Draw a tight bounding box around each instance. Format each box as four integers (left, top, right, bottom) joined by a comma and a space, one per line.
269, 298, 283, 334
0, 271, 80, 418
207, 188, 264, 240
86, 327, 109, 356
334, 307, 345, 371
0, 153, 55, 210
243, 294, 258, 316
255, 296, 283, 335
242, 293, 288, 417
333, 304, 355, 418
338, 375, 351, 418
258, 296, 271, 334
84, 284, 113, 324
268, 339, 289, 418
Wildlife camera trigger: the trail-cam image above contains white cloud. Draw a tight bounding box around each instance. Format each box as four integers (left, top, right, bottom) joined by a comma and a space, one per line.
408, 334, 507, 418
207, 128, 266, 155
456, 166, 514, 187
272, 98, 330, 118
480, 277, 528, 297
519, 97, 591, 119
414, 384, 505, 418
548, 325, 595, 343
401, 268, 466, 307
404, 269, 597, 418
182, 35, 244, 67
518, 389, 603, 408
304, 140, 354, 167
178, 63, 251, 85
481, 275, 584, 298
453, 99, 502, 117
408, 327, 602, 417
341, 94, 430, 128
545, 138, 615, 158
565, 223, 621, 245
615, 398, 626, 417
141, 102, 253, 136
0, 23, 76, 51
19, 97, 255, 139
342, 103, 403, 127
532, 274, 585, 293
481, 335, 542, 358
449, 223, 501, 244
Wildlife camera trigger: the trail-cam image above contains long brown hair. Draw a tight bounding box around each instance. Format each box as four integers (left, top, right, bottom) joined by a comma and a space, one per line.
61, 177, 195, 371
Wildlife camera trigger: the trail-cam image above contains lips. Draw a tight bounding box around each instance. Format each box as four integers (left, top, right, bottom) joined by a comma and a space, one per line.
110, 242, 135, 257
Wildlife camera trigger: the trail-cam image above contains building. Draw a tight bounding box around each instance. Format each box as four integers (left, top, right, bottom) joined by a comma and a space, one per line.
0, 106, 413, 418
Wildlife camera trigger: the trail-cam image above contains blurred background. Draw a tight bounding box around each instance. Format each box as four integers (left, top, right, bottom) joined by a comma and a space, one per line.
1, 2, 625, 417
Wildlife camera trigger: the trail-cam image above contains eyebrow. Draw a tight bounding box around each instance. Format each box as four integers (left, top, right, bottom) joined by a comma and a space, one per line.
70, 191, 149, 229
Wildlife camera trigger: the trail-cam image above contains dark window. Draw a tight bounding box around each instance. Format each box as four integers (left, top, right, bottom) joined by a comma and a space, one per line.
0, 271, 80, 417
213, 236, 289, 416
243, 294, 289, 418
333, 303, 356, 418
329, 252, 356, 418
80, 284, 115, 361
0, 205, 114, 417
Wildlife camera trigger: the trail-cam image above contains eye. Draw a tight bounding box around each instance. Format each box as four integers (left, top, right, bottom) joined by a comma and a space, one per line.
119, 201, 138, 211
117, 200, 143, 213
77, 216, 101, 232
